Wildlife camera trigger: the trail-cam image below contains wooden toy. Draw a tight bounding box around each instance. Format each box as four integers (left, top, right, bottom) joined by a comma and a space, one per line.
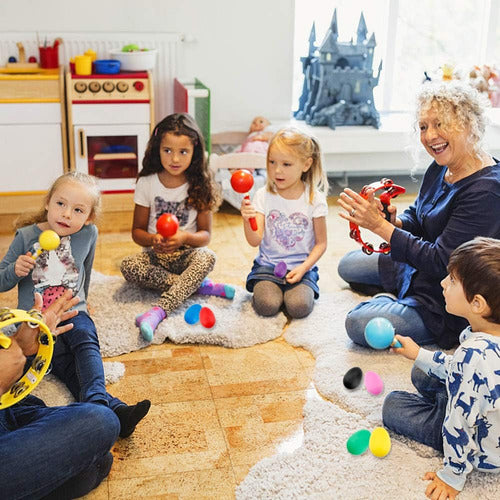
6, 42, 39, 70
369, 427, 391, 458
32, 230, 60, 259
364, 317, 402, 349
343, 366, 363, 390
156, 213, 179, 238
0, 308, 53, 409
230, 169, 257, 231
346, 429, 371, 455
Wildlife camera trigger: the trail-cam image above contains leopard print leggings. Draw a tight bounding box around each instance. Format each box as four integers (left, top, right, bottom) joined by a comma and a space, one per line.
120, 247, 216, 314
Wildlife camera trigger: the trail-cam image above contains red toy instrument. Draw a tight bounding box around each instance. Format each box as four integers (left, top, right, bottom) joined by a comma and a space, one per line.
230, 169, 258, 231
156, 213, 179, 238
349, 178, 405, 255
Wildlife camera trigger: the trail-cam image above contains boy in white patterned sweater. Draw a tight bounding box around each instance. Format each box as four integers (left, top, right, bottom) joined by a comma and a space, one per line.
383, 237, 500, 499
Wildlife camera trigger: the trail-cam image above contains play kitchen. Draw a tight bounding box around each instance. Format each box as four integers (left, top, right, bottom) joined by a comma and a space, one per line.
66, 44, 156, 192
0, 39, 158, 194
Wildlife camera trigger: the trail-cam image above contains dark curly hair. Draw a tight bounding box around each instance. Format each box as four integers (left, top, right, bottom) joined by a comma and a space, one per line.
139, 113, 220, 211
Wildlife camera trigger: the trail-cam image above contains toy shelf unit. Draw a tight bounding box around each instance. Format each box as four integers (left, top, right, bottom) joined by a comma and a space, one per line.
174, 78, 211, 153
0, 68, 68, 195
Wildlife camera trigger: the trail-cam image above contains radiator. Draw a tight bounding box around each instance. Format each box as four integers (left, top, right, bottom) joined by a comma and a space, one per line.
0, 32, 182, 123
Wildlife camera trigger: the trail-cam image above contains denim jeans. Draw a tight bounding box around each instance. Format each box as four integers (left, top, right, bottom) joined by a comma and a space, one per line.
338, 249, 382, 286
338, 250, 435, 346
382, 366, 447, 452
51, 311, 123, 410
0, 395, 120, 500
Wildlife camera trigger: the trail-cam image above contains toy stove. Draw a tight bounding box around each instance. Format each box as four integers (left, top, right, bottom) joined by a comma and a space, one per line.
66, 70, 154, 193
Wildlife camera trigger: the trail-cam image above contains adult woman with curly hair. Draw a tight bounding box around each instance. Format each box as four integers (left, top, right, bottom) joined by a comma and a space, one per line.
120, 113, 229, 341
337, 81, 500, 349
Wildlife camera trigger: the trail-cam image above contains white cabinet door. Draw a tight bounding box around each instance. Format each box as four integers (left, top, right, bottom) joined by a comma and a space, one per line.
0, 123, 63, 193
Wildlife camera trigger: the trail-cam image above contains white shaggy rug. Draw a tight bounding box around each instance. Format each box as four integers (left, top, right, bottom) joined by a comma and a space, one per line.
237, 291, 500, 499
31, 271, 287, 406
89, 271, 287, 356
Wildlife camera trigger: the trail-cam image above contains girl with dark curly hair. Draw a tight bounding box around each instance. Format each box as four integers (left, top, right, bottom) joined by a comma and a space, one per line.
120, 113, 233, 341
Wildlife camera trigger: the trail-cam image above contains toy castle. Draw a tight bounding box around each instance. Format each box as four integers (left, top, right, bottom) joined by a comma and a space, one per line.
294, 9, 382, 129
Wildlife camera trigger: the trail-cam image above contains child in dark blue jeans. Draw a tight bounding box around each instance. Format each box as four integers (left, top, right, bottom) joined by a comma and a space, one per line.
383, 237, 500, 498
0, 172, 150, 438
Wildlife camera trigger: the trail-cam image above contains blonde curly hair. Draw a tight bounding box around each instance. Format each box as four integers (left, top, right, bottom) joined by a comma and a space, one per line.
415, 80, 489, 162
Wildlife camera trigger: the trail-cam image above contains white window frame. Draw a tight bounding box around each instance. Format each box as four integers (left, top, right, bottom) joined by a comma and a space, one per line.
382, 0, 500, 111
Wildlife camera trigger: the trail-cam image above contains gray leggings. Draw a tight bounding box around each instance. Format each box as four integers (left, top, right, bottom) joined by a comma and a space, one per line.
252, 280, 314, 319
120, 247, 216, 314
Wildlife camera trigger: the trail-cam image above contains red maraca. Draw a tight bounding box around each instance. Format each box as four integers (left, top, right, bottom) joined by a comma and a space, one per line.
231, 169, 257, 231
156, 213, 179, 238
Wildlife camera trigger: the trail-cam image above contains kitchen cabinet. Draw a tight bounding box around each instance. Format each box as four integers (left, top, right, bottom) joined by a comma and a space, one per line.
0, 69, 68, 194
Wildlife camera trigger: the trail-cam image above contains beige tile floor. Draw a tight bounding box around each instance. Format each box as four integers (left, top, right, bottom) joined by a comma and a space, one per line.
0, 193, 413, 499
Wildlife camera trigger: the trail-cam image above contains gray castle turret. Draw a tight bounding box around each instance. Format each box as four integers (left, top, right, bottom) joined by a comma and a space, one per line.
294, 10, 382, 129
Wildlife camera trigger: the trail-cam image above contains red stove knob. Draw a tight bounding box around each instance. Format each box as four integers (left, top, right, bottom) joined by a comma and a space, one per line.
133, 81, 144, 91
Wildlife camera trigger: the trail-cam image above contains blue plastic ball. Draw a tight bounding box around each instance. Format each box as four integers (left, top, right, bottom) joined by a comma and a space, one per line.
364, 317, 395, 349
8, 56, 17, 63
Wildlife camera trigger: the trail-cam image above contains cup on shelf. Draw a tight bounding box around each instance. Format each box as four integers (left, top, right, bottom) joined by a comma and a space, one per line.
39, 46, 59, 69
75, 55, 92, 75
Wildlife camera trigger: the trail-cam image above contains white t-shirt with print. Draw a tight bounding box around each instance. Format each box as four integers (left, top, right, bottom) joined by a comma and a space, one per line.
134, 174, 198, 235
253, 186, 328, 269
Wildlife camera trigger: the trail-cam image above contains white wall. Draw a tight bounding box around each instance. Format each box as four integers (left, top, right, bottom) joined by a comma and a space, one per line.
0, 0, 295, 131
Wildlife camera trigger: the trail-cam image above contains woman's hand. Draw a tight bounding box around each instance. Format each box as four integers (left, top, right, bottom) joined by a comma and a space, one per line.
338, 187, 397, 243
385, 203, 398, 225
13, 290, 79, 356
15, 252, 35, 277
424, 472, 459, 499
338, 188, 386, 232
0, 338, 26, 396
390, 334, 420, 361
286, 264, 307, 284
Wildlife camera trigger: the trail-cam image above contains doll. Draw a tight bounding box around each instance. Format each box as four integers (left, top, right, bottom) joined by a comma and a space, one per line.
236, 116, 273, 155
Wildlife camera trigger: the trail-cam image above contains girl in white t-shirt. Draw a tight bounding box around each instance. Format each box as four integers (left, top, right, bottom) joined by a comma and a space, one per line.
120, 114, 232, 341
240, 128, 328, 318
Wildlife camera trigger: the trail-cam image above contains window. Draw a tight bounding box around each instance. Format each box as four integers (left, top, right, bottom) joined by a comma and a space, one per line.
293, 0, 500, 113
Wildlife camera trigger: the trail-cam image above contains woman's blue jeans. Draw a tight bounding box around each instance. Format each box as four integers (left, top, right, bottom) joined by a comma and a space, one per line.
382, 366, 447, 452
0, 395, 120, 500
51, 311, 123, 410
338, 250, 434, 346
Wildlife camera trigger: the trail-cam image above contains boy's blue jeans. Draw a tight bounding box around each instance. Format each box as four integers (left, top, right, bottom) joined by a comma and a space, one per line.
0, 395, 120, 500
51, 311, 123, 410
337, 250, 435, 346
383, 366, 447, 452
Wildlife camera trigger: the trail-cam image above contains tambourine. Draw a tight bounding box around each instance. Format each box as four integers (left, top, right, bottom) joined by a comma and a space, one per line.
349, 178, 406, 255
0, 308, 54, 409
